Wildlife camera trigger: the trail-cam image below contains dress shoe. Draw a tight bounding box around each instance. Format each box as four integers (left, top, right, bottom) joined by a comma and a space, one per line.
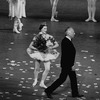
72, 94, 84, 98
44, 90, 53, 99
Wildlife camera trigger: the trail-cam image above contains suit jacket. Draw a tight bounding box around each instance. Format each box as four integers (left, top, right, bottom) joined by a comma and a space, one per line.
60, 37, 76, 69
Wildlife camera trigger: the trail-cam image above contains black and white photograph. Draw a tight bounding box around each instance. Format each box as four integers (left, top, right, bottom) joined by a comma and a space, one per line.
0, 0, 100, 100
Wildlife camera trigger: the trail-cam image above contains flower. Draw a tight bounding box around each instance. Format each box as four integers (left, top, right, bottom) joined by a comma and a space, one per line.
33, 34, 47, 53
46, 40, 53, 47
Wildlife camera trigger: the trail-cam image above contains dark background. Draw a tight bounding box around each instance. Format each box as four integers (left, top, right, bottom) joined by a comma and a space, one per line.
0, 0, 100, 21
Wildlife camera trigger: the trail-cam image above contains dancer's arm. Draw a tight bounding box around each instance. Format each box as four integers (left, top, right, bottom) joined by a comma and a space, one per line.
29, 36, 37, 50
29, 41, 37, 50
49, 36, 59, 49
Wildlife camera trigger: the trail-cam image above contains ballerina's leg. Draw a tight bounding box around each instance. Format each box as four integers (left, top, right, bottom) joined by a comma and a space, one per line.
85, 0, 92, 22
51, 0, 59, 22
39, 61, 51, 88
91, 0, 97, 22
32, 60, 40, 87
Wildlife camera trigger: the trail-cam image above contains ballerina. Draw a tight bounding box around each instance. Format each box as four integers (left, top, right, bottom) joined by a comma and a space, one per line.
50, 0, 59, 22
27, 23, 59, 88
85, 0, 97, 22
7, 0, 26, 33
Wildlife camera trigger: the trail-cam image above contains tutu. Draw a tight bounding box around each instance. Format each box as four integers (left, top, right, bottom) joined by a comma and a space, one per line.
8, 0, 26, 18
27, 32, 59, 61
27, 48, 59, 62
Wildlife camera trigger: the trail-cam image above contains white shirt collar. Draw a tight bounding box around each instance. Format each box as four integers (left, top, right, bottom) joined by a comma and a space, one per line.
66, 36, 71, 41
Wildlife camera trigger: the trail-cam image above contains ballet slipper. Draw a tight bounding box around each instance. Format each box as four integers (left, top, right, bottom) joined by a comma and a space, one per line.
92, 18, 97, 22
13, 28, 20, 34
51, 18, 59, 22
39, 83, 47, 88
13, 19, 20, 33
85, 18, 91, 22
19, 23, 23, 31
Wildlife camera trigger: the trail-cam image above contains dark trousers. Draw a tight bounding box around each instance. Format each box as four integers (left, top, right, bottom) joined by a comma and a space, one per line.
45, 67, 79, 96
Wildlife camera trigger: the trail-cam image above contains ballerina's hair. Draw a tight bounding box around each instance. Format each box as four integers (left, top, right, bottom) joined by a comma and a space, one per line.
39, 22, 47, 30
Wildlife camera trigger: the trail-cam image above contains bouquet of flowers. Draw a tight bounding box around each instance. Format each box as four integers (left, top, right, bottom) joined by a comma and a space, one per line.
33, 34, 47, 53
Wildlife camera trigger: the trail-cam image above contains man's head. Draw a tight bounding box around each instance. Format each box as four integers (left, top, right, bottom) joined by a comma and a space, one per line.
65, 27, 75, 39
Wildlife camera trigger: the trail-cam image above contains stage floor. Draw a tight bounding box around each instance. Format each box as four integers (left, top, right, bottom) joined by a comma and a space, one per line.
0, 15, 100, 100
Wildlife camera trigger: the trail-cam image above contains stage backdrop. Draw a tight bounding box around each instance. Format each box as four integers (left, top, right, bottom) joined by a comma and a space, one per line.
0, 0, 100, 20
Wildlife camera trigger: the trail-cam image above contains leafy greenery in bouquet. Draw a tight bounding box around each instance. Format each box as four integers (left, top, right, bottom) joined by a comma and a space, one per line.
33, 34, 47, 53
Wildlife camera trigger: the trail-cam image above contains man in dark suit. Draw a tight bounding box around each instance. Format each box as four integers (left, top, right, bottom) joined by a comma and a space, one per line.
44, 27, 83, 99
